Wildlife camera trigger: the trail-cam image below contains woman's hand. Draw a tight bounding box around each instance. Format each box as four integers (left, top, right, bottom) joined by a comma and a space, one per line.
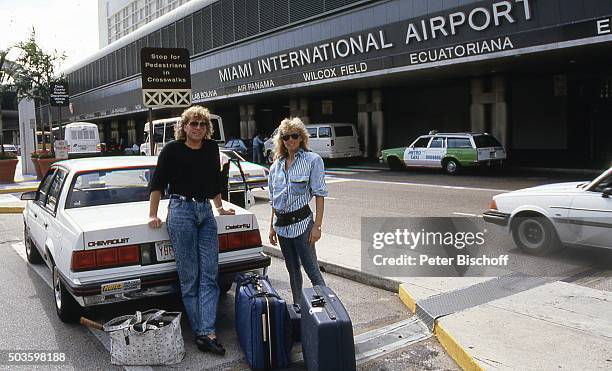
148, 215, 162, 229
269, 226, 278, 246
309, 225, 322, 246
217, 207, 235, 215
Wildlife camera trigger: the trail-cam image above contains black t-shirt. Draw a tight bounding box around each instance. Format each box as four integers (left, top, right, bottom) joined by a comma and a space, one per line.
149, 139, 222, 199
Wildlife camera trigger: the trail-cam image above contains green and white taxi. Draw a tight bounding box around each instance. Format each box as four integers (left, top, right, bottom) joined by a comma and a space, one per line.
380, 132, 506, 174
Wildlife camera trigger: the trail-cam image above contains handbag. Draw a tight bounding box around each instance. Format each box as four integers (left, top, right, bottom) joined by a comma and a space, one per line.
102, 309, 185, 366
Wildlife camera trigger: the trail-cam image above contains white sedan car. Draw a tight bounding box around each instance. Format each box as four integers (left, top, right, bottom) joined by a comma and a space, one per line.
484, 167, 612, 255
221, 149, 269, 189
21, 156, 270, 322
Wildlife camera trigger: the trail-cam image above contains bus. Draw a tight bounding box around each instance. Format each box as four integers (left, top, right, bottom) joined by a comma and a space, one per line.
140, 114, 225, 155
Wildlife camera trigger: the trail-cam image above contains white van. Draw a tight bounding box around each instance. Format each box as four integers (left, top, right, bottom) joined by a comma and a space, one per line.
62, 122, 101, 158
264, 123, 362, 162
140, 114, 225, 155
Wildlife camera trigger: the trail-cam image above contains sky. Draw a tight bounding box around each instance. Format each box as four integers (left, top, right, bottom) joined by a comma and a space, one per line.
0, 0, 99, 71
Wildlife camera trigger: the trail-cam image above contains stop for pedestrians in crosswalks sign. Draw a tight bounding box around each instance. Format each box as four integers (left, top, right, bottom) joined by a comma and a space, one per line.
140, 47, 192, 108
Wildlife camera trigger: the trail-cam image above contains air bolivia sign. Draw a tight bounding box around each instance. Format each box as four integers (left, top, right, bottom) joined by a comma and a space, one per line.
140, 47, 191, 108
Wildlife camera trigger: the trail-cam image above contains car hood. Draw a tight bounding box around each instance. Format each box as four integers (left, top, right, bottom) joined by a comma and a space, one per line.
230, 162, 267, 174
508, 181, 587, 194
63, 200, 256, 249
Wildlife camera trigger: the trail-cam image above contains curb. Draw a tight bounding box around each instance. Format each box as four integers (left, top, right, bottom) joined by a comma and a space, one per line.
398, 284, 484, 371
0, 206, 25, 214
0, 186, 38, 194
262, 244, 400, 293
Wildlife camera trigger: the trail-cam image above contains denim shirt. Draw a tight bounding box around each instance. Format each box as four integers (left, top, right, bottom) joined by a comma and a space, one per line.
268, 149, 328, 238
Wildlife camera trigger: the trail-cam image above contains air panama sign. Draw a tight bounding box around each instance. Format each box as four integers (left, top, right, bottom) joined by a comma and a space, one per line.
190, 0, 609, 101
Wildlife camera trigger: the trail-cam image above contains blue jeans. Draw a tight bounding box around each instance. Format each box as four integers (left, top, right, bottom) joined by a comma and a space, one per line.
278, 222, 326, 304
166, 199, 219, 336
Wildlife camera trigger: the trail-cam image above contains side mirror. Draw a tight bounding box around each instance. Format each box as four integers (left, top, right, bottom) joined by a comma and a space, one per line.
20, 191, 37, 201
602, 187, 612, 198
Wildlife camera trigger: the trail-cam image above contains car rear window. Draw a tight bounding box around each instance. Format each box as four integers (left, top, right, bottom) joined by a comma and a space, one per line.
66, 167, 159, 208
334, 125, 354, 137
473, 135, 502, 148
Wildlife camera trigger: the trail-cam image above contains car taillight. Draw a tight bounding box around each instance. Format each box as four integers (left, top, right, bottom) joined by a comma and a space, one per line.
71, 251, 96, 271
71, 245, 141, 272
118, 245, 140, 264
96, 248, 118, 267
489, 199, 498, 210
218, 230, 262, 252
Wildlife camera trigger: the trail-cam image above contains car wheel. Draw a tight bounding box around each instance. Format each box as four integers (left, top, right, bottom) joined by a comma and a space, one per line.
24, 224, 43, 264
218, 274, 235, 294
53, 264, 82, 323
443, 158, 460, 175
387, 157, 404, 172
511, 215, 561, 256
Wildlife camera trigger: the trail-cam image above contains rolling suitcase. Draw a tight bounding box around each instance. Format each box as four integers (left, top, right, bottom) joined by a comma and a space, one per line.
286, 303, 301, 342
235, 273, 292, 370
301, 285, 356, 371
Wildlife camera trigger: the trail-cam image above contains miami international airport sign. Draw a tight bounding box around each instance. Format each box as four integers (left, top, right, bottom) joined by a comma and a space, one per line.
141, 47, 191, 108
191, 0, 612, 101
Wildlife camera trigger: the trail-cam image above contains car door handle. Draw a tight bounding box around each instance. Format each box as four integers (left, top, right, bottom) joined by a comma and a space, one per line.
44, 223, 48, 229
34, 213, 38, 218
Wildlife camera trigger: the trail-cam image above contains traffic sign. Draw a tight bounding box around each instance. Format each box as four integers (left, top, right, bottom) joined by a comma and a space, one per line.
141, 47, 192, 108
50, 82, 69, 106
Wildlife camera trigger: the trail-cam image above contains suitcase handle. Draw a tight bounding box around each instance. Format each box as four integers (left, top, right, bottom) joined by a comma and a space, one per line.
313, 286, 337, 320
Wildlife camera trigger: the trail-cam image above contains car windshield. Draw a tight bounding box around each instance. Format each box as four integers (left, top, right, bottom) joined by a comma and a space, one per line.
66, 167, 159, 208
473, 135, 503, 148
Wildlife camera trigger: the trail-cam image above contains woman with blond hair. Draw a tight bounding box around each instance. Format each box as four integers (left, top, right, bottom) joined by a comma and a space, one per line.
268, 117, 327, 304
148, 105, 234, 356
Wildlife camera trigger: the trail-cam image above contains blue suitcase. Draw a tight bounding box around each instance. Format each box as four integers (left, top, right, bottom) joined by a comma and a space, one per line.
286, 303, 301, 342
301, 285, 356, 371
235, 273, 292, 370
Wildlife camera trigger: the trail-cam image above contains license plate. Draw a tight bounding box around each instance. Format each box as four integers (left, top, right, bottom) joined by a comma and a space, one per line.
490, 151, 496, 158
101, 279, 141, 296
155, 240, 175, 262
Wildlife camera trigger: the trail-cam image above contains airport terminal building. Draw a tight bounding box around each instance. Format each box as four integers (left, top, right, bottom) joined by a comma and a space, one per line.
35, 0, 612, 168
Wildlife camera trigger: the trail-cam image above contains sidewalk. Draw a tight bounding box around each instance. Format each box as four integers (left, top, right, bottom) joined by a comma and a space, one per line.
0, 159, 39, 213
257, 220, 612, 370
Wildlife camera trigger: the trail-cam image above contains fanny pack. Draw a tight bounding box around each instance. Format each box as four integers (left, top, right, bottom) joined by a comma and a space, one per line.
274, 204, 312, 227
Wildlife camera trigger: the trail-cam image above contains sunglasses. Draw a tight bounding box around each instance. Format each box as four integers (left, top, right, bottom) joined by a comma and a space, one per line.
188, 121, 208, 128
281, 133, 300, 141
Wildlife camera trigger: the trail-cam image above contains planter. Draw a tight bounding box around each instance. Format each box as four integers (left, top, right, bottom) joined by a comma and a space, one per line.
31, 158, 42, 179
0, 159, 18, 183
37, 158, 59, 178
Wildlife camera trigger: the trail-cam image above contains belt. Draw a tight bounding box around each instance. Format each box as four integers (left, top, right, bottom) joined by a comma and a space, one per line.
274, 204, 312, 227
169, 194, 209, 203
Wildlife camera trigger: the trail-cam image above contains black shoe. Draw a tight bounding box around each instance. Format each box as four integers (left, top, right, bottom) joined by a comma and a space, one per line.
196, 336, 226, 356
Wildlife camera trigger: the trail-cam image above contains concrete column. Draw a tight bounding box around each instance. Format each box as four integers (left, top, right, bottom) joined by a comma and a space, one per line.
98, 123, 105, 143
239, 104, 248, 139
247, 104, 256, 138
111, 120, 119, 142
299, 98, 309, 124
18, 98, 37, 175
357, 90, 370, 158
371, 89, 384, 158
127, 119, 136, 144
289, 98, 300, 118
491, 75, 508, 148
470, 78, 486, 133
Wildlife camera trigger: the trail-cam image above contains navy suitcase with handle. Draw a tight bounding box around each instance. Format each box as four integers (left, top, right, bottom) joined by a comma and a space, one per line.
300, 285, 356, 371
235, 273, 292, 370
